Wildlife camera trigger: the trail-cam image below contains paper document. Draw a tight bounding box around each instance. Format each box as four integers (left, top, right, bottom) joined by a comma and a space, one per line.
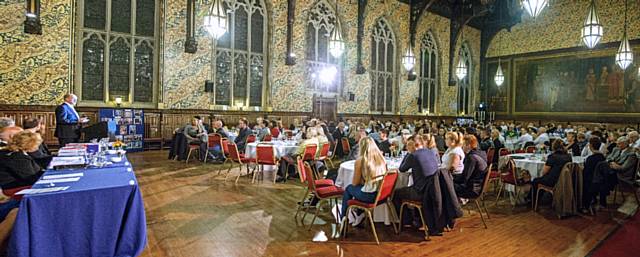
41, 173, 84, 180
35, 177, 81, 184
48, 156, 85, 169
16, 186, 70, 195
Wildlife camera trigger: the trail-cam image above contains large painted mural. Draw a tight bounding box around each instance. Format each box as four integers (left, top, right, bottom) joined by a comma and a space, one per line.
513, 51, 640, 113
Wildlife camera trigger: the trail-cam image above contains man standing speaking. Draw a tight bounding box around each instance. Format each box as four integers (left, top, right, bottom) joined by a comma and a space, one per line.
55, 94, 88, 147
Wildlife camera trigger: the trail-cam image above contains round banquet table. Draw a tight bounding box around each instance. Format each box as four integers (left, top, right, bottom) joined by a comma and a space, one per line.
244, 140, 299, 159
500, 153, 585, 195
335, 159, 412, 225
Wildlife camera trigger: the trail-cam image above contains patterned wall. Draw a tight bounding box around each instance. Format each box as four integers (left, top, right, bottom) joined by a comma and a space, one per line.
0, 0, 71, 105
487, 0, 640, 57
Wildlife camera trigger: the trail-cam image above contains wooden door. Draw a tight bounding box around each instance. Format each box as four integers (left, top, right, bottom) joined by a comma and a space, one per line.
313, 96, 337, 122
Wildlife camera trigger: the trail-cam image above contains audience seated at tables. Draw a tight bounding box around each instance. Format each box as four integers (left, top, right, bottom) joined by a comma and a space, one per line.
582, 137, 606, 213
346, 128, 367, 161
453, 135, 488, 201
533, 127, 550, 146
256, 120, 271, 141
576, 132, 588, 153
211, 120, 228, 138
490, 129, 504, 162
516, 128, 534, 149
22, 118, 53, 169
376, 129, 392, 157
592, 136, 638, 209
479, 129, 493, 151
441, 132, 465, 174
628, 131, 640, 149
234, 118, 252, 152
526, 140, 573, 204
183, 117, 208, 161
280, 127, 320, 182
394, 134, 439, 227
0, 131, 45, 191
0, 126, 23, 148
565, 132, 581, 156
340, 137, 386, 226
435, 128, 446, 152
332, 122, 346, 158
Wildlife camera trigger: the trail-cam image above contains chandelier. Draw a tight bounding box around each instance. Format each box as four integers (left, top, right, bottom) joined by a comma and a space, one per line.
616, 0, 633, 70
203, 0, 227, 39
522, 0, 548, 18
494, 62, 504, 86
456, 59, 467, 80
582, 0, 602, 49
402, 47, 416, 71
328, 0, 344, 58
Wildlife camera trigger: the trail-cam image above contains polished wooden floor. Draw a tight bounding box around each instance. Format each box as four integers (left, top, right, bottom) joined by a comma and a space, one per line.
131, 151, 636, 257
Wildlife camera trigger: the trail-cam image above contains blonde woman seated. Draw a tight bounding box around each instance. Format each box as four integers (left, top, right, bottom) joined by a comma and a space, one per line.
0, 131, 45, 190
280, 127, 319, 182
440, 132, 465, 174
340, 137, 387, 224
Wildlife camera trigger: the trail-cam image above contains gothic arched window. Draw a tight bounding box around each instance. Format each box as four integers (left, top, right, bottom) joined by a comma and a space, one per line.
457, 43, 472, 115
306, 0, 342, 93
370, 18, 396, 113
419, 32, 438, 113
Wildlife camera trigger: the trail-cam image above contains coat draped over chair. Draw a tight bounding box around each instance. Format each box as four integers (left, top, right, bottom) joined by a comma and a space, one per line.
422, 168, 463, 233
552, 163, 583, 217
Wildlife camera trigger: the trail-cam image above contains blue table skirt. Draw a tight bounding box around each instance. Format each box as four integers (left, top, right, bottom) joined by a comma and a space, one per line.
8, 157, 147, 257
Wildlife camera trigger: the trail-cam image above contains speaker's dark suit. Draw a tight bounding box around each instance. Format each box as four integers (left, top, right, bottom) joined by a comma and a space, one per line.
54, 103, 80, 147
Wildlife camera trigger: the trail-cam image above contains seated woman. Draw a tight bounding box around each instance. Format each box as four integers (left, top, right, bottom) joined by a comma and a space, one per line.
526, 139, 572, 204
440, 132, 465, 174
453, 135, 488, 200
341, 137, 387, 225
581, 137, 605, 213
393, 134, 439, 227
0, 131, 45, 207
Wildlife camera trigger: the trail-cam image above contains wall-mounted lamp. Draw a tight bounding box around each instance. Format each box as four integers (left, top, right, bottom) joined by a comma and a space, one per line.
115, 96, 123, 107
24, 0, 42, 34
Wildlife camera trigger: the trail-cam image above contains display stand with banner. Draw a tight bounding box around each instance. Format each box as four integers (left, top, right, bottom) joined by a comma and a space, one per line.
99, 109, 144, 152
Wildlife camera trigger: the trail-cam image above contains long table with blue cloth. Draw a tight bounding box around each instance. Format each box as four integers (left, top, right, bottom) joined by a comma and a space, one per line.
8, 155, 147, 257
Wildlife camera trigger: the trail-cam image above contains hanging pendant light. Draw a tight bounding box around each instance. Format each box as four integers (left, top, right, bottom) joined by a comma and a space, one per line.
495, 62, 504, 86
582, 0, 603, 49
328, 0, 345, 58
456, 59, 467, 80
328, 26, 345, 58
616, 0, 633, 70
522, 0, 548, 18
203, 0, 227, 39
402, 47, 416, 71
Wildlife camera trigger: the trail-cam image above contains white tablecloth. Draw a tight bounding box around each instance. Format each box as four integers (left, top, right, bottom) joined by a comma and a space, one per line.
335, 159, 411, 224
244, 140, 299, 159
506, 153, 584, 179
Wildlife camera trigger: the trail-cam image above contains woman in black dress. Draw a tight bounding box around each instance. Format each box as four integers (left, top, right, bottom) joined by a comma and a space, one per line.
526, 139, 572, 204
0, 131, 45, 190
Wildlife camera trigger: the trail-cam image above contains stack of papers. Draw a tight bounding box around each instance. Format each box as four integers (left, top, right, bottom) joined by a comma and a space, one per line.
58, 149, 87, 157
48, 156, 86, 169
16, 187, 70, 195
35, 177, 81, 184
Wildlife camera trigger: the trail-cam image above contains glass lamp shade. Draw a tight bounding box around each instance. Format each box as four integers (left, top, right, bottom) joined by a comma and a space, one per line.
494, 63, 504, 86
401, 47, 416, 71
582, 1, 602, 49
328, 27, 345, 58
204, 0, 227, 39
615, 33, 633, 70
455, 59, 467, 80
522, 0, 548, 18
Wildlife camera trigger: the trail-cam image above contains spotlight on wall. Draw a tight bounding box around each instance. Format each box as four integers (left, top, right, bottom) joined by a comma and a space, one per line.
24, 0, 42, 35
114, 96, 123, 107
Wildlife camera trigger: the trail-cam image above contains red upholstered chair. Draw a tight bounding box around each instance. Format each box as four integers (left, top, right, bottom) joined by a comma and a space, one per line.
328, 142, 339, 168
255, 144, 279, 183
204, 133, 222, 163
262, 134, 272, 142
218, 138, 231, 175
285, 130, 293, 139
294, 158, 335, 220
225, 142, 256, 184
3, 186, 31, 200
341, 138, 351, 157
301, 161, 344, 230
317, 143, 334, 169
525, 146, 536, 153
498, 148, 511, 156
246, 134, 257, 144
514, 149, 526, 154
340, 172, 399, 245
495, 158, 520, 207
467, 164, 493, 229
302, 144, 319, 178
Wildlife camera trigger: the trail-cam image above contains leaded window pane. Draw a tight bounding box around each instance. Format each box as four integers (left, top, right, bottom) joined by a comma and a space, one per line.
234, 7, 248, 51
233, 53, 248, 104
110, 0, 132, 33
134, 40, 153, 102
215, 51, 232, 105
82, 33, 105, 101
385, 77, 393, 112
249, 56, 263, 106
250, 11, 263, 53
306, 0, 341, 93
371, 37, 377, 70
136, 0, 155, 36
377, 76, 385, 112
317, 26, 329, 63
370, 19, 395, 112
419, 33, 438, 112
386, 43, 393, 72
84, 0, 106, 29
429, 81, 436, 111
108, 37, 131, 101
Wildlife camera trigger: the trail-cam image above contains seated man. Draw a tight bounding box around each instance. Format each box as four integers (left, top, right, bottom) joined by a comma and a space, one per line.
593, 136, 638, 209
376, 129, 392, 157
23, 118, 53, 168
183, 117, 208, 161
453, 135, 488, 200
280, 127, 320, 182
256, 120, 271, 141
234, 118, 252, 152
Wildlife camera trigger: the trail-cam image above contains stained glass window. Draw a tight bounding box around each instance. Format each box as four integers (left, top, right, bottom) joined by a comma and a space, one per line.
77, 0, 156, 104
306, 0, 342, 94
458, 43, 472, 115
213, 0, 266, 107
419, 32, 438, 113
370, 18, 396, 113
